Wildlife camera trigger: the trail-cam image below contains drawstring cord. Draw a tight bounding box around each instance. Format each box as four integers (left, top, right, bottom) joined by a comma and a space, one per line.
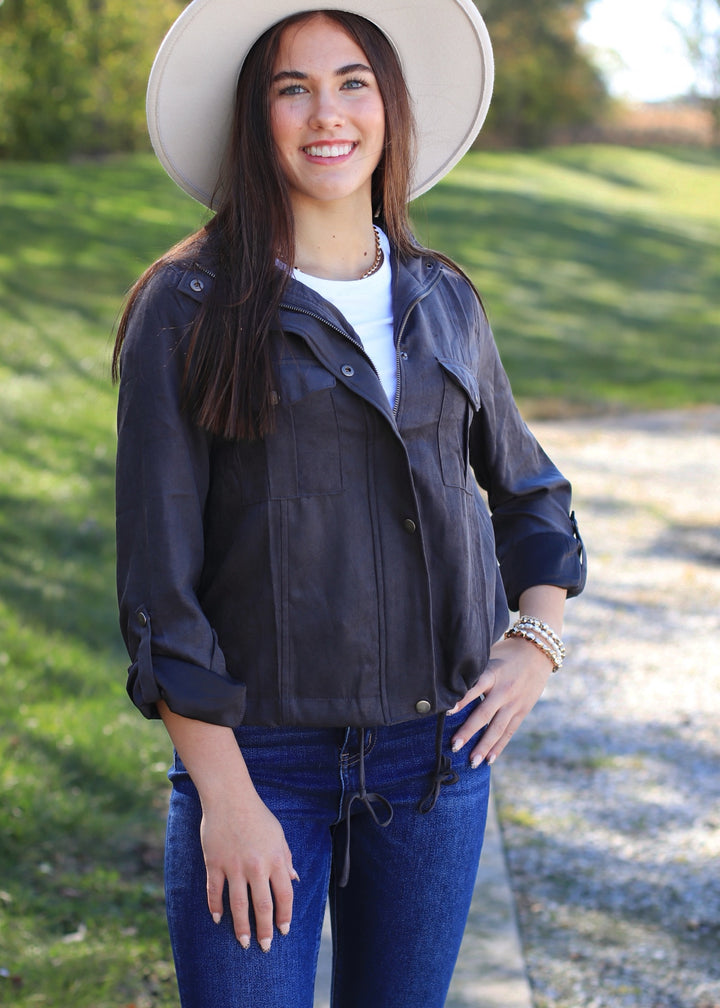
417, 712, 459, 814
338, 730, 393, 888
337, 714, 461, 886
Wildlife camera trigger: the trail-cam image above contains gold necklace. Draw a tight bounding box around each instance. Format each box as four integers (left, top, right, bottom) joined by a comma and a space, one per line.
359, 226, 383, 279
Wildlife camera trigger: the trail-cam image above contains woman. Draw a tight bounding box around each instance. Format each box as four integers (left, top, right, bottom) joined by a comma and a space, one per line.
114, 2, 586, 1005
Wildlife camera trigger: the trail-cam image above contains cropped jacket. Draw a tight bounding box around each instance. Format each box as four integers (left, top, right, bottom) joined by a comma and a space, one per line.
116, 244, 585, 729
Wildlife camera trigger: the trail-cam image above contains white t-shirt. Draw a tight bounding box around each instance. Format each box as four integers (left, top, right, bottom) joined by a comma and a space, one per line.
293, 228, 396, 405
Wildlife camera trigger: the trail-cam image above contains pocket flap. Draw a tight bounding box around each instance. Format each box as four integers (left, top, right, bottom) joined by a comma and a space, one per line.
436, 357, 481, 411
279, 359, 337, 404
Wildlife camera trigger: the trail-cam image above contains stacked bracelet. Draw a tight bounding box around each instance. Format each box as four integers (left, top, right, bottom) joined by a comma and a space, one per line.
504, 614, 566, 672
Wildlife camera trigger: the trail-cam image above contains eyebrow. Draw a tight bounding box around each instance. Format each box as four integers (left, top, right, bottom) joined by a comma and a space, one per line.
272, 63, 373, 83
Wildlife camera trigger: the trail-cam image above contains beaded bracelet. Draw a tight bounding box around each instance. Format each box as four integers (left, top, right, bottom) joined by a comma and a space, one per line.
518, 615, 566, 666
519, 619, 565, 667
504, 616, 566, 672
516, 614, 565, 656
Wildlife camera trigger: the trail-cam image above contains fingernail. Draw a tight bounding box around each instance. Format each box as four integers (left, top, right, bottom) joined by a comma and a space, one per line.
239, 934, 250, 950
471, 754, 484, 769
447, 704, 459, 715
260, 937, 272, 953
278, 922, 290, 936
451, 737, 464, 752
291, 870, 300, 882
212, 912, 222, 925
487, 753, 497, 766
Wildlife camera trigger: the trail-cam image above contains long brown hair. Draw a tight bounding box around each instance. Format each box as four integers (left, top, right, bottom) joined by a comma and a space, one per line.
113, 10, 423, 440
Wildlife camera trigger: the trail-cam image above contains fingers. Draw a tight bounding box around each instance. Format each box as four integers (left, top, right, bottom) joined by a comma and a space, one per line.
450, 697, 495, 765
451, 697, 520, 768
268, 859, 296, 941
208, 857, 298, 952
447, 676, 490, 716
206, 863, 229, 927
226, 875, 252, 950
450, 653, 544, 767
468, 709, 520, 768
246, 875, 275, 952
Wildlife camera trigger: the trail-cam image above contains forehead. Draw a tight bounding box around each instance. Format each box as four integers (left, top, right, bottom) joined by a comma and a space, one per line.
273, 15, 371, 71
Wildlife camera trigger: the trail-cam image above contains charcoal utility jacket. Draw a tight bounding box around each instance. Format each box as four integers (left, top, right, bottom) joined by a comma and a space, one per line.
116, 244, 585, 729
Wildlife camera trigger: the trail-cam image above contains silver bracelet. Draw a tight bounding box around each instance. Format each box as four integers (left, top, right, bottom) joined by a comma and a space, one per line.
504, 616, 565, 672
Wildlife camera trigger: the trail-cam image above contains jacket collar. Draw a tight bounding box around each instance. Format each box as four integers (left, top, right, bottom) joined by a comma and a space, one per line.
276, 247, 442, 427
279, 245, 442, 334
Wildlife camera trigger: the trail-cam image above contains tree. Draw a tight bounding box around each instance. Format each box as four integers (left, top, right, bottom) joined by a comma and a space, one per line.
0, 0, 608, 159
475, 0, 607, 147
668, 0, 720, 142
0, 0, 185, 159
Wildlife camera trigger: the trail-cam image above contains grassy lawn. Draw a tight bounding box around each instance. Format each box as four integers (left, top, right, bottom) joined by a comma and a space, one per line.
0, 146, 718, 1006
415, 145, 720, 415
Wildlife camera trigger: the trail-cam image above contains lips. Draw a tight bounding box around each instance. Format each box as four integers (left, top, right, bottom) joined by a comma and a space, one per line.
302, 142, 356, 158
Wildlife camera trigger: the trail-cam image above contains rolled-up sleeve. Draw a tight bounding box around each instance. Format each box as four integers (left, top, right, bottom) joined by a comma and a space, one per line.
115, 265, 247, 726
470, 315, 586, 611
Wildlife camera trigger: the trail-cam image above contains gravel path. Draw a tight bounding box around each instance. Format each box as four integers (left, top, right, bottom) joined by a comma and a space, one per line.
494, 407, 720, 1008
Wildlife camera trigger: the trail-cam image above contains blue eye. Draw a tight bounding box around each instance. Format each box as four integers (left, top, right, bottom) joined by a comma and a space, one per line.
279, 83, 307, 96
342, 78, 367, 90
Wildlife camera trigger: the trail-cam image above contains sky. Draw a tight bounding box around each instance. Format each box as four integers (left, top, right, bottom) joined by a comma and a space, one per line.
579, 0, 699, 102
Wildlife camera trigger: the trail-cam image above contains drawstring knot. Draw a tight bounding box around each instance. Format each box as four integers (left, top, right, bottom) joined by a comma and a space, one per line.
338, 731, 393, 888
338, 714, 461, 886
418, 712, 459, 814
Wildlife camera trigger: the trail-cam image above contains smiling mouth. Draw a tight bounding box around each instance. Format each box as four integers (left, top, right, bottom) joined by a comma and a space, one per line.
302, 142, 356, 158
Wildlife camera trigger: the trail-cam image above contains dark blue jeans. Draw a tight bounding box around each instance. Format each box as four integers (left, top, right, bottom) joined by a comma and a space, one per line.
165, 703, 490, 1008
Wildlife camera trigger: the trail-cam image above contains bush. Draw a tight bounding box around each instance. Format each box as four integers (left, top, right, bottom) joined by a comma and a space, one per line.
476, 0, 608, 147
0, 0, 185, 159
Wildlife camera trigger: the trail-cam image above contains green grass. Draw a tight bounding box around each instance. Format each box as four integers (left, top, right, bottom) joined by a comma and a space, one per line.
0, 156, 207, 1007
0, 146, 718, 1005
415, 145, 720, 414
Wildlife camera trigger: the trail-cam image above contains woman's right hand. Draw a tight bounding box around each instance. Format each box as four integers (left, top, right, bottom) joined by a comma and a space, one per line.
200, 788, 298, 951
157, 701, 298, 951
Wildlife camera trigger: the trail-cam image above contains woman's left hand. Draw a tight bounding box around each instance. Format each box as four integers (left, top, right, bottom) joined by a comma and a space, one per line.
448, 635, 553, 767
448, 584, 567, 767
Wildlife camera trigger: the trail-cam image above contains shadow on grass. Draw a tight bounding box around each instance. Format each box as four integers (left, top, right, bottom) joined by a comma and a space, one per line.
0, 490, 116, 662
413, 177, 719, 409
645, 146, 720, 168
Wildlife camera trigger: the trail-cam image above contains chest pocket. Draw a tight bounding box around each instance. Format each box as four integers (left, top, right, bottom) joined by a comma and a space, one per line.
211, 358, 343, 506
436, 356, 481, 492
268, 358, 343, 498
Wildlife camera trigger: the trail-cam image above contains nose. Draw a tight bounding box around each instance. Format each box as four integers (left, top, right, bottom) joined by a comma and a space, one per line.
308, 87, 344, 130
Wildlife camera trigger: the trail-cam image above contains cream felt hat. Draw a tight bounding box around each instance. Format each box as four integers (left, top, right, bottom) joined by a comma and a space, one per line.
147, 0, 493, 208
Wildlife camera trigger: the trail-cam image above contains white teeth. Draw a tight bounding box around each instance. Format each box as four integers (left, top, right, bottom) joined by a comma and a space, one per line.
305, 143, 354, 158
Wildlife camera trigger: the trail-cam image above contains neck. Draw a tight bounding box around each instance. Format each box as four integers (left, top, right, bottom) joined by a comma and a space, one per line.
291, 198, 378, 281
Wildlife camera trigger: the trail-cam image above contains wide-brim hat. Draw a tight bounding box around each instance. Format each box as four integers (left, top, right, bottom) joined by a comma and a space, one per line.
147, 0, 494, 208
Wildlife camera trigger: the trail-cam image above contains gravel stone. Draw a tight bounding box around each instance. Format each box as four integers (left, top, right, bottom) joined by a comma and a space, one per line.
494, 407, 720, 1008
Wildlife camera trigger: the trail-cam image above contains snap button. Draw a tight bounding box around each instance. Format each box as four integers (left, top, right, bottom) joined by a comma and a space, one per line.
400, 351, 408, 360
403, 518, 416, 534
189, 277, 204, 293
341, 364, 354, 377
137, 611, 148, 628
415, 699, 432, 715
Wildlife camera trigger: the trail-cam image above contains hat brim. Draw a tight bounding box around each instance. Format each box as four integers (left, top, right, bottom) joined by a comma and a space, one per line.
147, 0, 493, 208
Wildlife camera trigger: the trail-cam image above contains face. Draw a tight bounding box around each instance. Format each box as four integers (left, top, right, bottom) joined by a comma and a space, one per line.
269, 16, 386, 212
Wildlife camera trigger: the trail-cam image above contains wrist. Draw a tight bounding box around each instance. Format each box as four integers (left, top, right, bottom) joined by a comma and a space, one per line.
504, 614, 566, 672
